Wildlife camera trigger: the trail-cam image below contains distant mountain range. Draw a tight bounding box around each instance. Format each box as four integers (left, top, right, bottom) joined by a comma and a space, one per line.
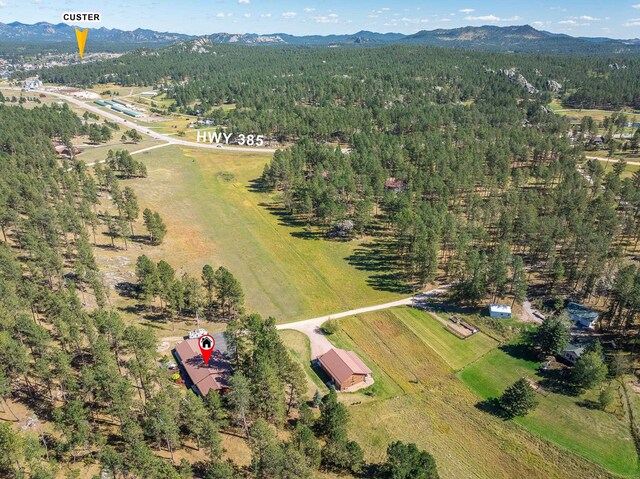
1, 22, 639, 54
0, 22, 192, 44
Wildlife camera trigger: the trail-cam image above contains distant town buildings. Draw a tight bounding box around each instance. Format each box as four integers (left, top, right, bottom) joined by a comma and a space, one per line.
24, 78, 42, 89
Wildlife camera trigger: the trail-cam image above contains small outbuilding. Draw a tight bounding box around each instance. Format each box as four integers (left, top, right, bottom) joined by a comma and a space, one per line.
566, 302, 599, 329
489, 304, 512, 319
560, 342, 586, 364
317, 348, 372, 391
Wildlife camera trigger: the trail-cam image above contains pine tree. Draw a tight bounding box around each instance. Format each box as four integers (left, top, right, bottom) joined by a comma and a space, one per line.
499, 378, 538, 418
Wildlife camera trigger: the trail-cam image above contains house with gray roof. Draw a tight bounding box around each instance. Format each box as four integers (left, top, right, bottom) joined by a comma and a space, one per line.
560, 343, 585, 364
566, 302, 599, 329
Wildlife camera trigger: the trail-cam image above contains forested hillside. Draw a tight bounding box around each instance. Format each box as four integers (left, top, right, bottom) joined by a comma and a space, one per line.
0, 102, 439, 479
29, 43, 640, 326
33, 43, 640, 116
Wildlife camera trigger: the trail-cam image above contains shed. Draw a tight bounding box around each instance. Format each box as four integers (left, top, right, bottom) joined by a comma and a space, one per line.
566, 302, 599, 329
489, 304, 512, 319
317, 348, 372, 391
560, 342, 585, 364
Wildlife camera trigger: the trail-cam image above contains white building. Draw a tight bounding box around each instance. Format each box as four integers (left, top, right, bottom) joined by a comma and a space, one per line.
489, 304, 512, 319
24, 78, 42, 89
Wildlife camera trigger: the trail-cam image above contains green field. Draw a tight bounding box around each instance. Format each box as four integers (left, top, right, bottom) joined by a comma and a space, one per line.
278, 330, 329, 396
281, 307, 620, 479
122, 145, 403, 323
549, 100, 640, 123
460, 348, 638, 476
76, 138, 166, 164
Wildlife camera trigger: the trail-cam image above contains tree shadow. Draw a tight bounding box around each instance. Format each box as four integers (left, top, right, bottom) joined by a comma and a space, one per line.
475, 397, 511, 420
346, 238, 413, 294
259, 202, 309, 229
498, 343, 539, 362
416, 295, 481, 316
247, 177, 270, 194
119, 303, 148, 316
537, 367, 580, 396
130, 234, 154, 245
576, 398, 601, 410
114, 281, 138, 299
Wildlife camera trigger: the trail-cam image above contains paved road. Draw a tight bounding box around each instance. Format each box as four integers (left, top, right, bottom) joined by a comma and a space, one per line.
277, 285, 449, 358
36, 88, 278, 154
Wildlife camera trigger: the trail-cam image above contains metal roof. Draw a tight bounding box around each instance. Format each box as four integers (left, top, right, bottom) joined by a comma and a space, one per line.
174, 338, 231, 395
318, 348, 371, 385
567, 302, 599, 321
489, 303, 512, 313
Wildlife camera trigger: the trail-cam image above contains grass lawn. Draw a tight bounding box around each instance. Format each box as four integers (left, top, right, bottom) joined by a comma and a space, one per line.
303, 308, 620, 479
113, 145, 403, 323
76, 138, 165, 164
396, 307, 498, 370
278, 329, 329, 396
594, 158, 640, 179
460, 348, 638, 477
549, 100, 640, 122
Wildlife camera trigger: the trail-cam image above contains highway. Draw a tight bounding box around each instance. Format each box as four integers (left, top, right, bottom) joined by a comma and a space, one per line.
36, 88, 278, 154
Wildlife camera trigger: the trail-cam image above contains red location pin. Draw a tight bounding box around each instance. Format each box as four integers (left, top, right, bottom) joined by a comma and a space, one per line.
198, 334, 215, 365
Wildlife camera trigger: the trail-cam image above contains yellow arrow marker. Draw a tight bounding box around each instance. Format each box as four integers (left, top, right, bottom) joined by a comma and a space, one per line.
75, 28, 88, 59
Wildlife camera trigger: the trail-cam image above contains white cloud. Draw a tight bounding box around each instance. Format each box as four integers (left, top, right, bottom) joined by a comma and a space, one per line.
466, 14, 500, 22
398, 17, 430, 25
282, 11, 297, 18
459, 8, 475, 14
260, 13, 271, 18
464, 14, 521, 22
368, 14, 379, 18
0, 1, 7, 6
238, 0, 250, 3
303, 7, 315, 13
381, 7, 390, 11
243, 13, 251, 18
633, 4, 640, 8
624, 18, 640, 26
313, 15, 339, 24
559, 17, 595, 26
215, 12, 226, 18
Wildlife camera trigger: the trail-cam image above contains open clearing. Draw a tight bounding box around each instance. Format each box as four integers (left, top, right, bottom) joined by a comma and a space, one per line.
108, 145, 402, 323
280, 306, 622, 479
460, 347, 638, 477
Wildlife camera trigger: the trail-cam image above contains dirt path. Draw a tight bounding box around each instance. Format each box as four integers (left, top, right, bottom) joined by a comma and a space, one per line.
585, 155, 640, 167
277, 286, 449, 358
522, 300, 545, 324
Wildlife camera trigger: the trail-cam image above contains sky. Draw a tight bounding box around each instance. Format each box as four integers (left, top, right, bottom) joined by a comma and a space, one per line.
1, 0, 640, 39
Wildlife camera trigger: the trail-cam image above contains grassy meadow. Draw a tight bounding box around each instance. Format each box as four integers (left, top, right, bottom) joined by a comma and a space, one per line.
279, 306, 624, 479
460, 347, 637, 476
101, 144, 403, 323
